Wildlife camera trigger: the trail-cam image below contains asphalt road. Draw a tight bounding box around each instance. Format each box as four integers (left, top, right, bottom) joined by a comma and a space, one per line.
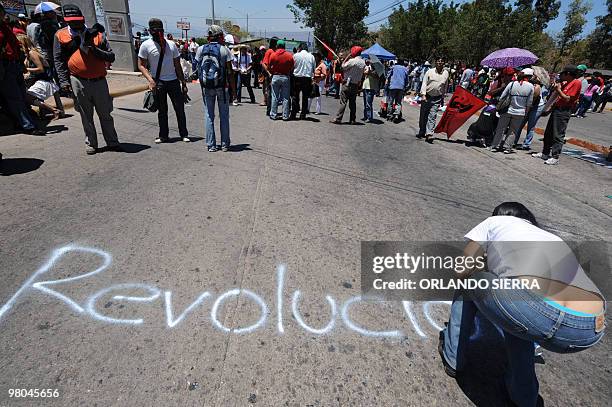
1, 84, 611, 406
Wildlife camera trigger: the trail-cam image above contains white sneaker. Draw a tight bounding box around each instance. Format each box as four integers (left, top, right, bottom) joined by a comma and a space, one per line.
544, 157, 559, 165
182, 137, 191, 142
232, 101, 240, 106
531, 152, 549, 159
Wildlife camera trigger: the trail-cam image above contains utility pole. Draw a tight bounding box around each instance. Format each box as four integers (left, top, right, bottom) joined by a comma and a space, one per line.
246, 13, 249, 36
211, 0, 215, 23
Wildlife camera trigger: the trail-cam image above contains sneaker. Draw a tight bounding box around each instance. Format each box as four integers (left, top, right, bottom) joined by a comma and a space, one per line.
232, 101, 240, 106
544, 157, 559, 165
155, 137, 168, 144
182, 137, 191, 143
221, 145, 229, 152
531, 152, 549, 159
438, 330, 457, 378
503, 149, 513, 154
208, 145, 218, 152
85, 146, 97, 155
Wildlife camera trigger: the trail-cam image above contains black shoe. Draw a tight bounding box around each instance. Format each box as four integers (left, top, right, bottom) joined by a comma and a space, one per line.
438, 330, 457, 378
25, 128, 46, 136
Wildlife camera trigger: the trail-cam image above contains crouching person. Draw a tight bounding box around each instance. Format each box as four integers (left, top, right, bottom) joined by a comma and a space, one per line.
54, 4, 121, 155
439, 202, 605, 406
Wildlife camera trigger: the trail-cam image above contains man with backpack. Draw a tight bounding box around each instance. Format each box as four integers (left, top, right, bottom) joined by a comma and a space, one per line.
195, 25, 234, 152
138, 18, 190, 144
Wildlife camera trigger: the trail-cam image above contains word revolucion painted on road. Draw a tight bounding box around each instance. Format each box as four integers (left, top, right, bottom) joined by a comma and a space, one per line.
0, 245, 450, 338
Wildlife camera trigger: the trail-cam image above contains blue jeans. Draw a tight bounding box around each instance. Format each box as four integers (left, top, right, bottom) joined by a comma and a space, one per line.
576, 94, 593, 117
363, 89, 375, 120
521, 105, 544, 148
442, 276, 605, 407
270, 75, 290, 120
202, 87, 230, 148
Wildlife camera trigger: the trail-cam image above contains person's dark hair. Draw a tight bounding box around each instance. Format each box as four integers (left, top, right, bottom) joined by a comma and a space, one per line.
269, 36, 278, 49
492, 202, 538, 226
397, 58, 404, 65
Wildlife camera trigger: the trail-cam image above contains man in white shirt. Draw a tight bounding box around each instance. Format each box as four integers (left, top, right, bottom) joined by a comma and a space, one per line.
291, 43, 315, 120
417, 58, 449, 142
188, 37, 198, 65
236, 46, 255, 104
138, 18, 190, 144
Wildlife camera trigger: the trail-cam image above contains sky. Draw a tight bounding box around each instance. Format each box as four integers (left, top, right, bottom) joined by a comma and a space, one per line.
127, 0, 608, 39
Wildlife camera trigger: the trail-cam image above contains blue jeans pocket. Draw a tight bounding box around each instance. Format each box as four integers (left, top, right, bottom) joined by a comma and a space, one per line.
490, 289, 529, 334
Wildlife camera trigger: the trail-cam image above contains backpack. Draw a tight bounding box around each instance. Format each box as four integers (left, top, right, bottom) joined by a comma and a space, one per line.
199, 43, 224, 89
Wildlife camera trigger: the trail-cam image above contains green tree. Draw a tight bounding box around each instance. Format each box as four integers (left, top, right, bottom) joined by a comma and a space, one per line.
585, 0, 611, 68
287, 0, 369, 51
534, 0, 561, 30
553, 0, 593, 71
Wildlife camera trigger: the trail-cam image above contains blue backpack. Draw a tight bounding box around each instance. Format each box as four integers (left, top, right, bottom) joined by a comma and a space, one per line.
198, 43, 225, 89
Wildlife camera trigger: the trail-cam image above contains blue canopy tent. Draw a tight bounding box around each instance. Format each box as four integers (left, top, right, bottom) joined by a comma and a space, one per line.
361, 43, 396, 61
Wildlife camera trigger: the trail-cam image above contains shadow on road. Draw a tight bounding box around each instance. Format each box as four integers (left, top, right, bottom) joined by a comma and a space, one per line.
100, 143, 151, 154
453, 313, 545, 407
0, 158, 44, 176
227, 143, 251, 152
117, 107, 150, 114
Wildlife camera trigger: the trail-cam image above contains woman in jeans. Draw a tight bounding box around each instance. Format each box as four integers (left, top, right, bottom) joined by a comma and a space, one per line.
490, 68, 534, 154
439, 202, 605, 407
519, 76, 547, 150
575, 78, 600, 117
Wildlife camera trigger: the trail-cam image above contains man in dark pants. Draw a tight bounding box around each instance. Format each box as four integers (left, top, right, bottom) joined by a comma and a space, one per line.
138, 18, 190, 144
290, 42, 315, 120
330, 46, 365, 125
0, 4, 43, 135
532, 65, 582, 166
261, 37, 278, 116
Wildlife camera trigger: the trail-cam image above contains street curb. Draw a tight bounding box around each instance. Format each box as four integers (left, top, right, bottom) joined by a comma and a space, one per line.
532, 127, 610, 155
61, 84, 149, 110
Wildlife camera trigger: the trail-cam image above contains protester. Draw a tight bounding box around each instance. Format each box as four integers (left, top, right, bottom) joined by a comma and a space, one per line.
330, 46, 365, 125
26, 11, 40, 48
252, 46, 263, 89
326, 54, 343, 98
0, 4, 44, 135
571, 64, 589, 116
439, 201, 605, 406
490, 68, 534, 154
188, 37, 198, 65
518, 73, 547, 151
268, 40, 294, 121
386, 58, 409, 121
36, 7, 64, 115
309, 52, 327, 115
532, 65, 582, 165
417, 58, 449, 143
18, 34, 62, 119
592, 78, 611, 113
196, 25, 233, 152
291, 42, 315, 120
361, 57, 379, 122
235, 45, 255, 104
138, 19, 190, 144
460, 65, 474, 89
54, 4, 120, 154
260, 37, 278, 114
575, 77, 600, 118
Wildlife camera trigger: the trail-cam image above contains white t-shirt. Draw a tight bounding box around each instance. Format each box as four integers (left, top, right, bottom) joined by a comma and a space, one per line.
188, 41, 198, 53
138, 39, 180, 82
465, 216, 602, 295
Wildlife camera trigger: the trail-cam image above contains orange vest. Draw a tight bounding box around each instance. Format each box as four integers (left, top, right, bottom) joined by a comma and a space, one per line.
56, 27, 107, 79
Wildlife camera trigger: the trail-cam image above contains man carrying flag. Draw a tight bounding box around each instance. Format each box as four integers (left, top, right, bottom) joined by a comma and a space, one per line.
434, 83, 487, 140
417, 58, 449, 143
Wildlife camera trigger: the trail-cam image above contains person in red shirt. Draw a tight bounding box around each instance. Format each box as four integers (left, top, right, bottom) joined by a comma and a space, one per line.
532, 65, 582, 165
260, 37, 278, 113
0, 4, 42, 134
268, 40, 294, 121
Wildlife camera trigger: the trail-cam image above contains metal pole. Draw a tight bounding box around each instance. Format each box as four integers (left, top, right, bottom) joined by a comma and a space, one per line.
211, 0, 215, 23
246, 13, 249, 36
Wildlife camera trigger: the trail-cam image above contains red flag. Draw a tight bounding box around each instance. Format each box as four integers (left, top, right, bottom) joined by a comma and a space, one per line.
434, 86, 487, 138
313, 35, 339, 60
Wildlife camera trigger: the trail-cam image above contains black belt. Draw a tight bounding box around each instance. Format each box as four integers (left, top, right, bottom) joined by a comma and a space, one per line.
73, 76, 105, 82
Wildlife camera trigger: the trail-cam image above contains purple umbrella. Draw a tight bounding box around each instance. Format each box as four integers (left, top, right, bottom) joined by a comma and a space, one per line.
481, 48, 538, 68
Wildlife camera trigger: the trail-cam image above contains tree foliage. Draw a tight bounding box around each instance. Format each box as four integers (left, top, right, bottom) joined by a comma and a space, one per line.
377, 0, 604, 69
288, 0, 370, 51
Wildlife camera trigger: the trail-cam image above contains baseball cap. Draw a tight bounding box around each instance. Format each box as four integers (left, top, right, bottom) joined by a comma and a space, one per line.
561, 64, 578, 75
148, 18, 163, 30
576, 64, 587, 71
18, 13, 27, 19
521, 68, 534, 76
208, 25, 223, 37
62, 4, 85, 22
424, 61, 431, 66
277, 39, 286, 48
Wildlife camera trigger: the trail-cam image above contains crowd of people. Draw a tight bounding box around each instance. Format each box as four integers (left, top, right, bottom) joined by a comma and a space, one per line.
1, 3, 609, 165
